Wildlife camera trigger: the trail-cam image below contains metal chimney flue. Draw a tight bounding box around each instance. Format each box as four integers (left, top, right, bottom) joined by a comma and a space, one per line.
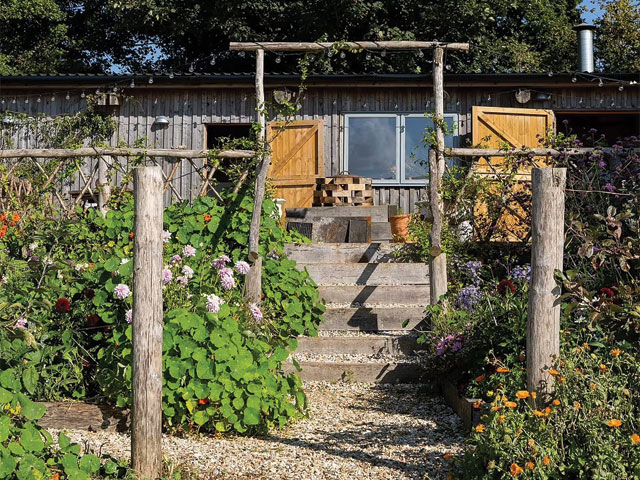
574, 23, 595, 73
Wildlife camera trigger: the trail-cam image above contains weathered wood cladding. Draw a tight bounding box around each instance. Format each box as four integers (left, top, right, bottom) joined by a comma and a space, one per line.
2, 85, 637, 211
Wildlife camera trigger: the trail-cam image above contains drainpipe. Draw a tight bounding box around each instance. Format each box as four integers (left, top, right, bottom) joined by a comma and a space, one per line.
573, 23, 595, 73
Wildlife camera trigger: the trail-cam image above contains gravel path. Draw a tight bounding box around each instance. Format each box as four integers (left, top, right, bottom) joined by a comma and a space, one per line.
48, 383, 464, 480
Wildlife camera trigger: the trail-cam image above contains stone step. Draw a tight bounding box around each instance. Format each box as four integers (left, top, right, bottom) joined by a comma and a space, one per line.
284, 361, 425, 383
285, 242, 397, 264
298, 262, 429, 285
372, 222, 393, 241
321, 307, 427, 331
286, 205, 391, 223
319, 285, 430, 306
296, 335, 421, 356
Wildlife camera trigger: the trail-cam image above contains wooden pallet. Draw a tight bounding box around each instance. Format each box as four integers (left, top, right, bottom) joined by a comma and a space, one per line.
313, 175, 374, 206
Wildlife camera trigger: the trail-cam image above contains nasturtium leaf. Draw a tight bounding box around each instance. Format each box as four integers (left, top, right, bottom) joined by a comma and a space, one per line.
79, 454, 101, 473
193, 410, 209, 426
243, 407, 260, 425
17, 394, 46, 421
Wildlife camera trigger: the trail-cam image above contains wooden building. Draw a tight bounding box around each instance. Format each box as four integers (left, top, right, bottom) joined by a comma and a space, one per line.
1, 72, 638, 211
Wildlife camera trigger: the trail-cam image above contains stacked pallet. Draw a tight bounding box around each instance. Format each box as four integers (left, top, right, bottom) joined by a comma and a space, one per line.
313, 175, 373, 206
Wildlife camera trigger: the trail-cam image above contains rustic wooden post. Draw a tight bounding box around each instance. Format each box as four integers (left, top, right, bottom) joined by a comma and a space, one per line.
97, 156, 111, 213
132, 166, 164, 479
245, 48, 269, 303
429, 46, 447, 304
527, 168, 566, 396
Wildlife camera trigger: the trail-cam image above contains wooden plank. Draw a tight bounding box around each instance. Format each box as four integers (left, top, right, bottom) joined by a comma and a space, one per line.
297, 262, 429, 285
348, 218, 371, 243
296, 335, 421, 356
284, 361, 426, 383
320, 307, 428, 331
318, 285, 431, 306
39, 402, 129, 433
230, 41, 470, 51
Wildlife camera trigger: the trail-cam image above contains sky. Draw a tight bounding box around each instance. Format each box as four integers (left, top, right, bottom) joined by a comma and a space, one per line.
580, 0, 603, 23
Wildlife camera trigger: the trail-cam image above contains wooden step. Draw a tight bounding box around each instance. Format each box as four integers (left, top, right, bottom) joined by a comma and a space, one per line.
296, 335, 421, 356
285, 361, 425, 383
319, 285, 430, 305
286, 205, 391, 223
285, 242, 397, 263
297, 262, 430, 286
372, 222, 393, 241
321, 307, 427, 331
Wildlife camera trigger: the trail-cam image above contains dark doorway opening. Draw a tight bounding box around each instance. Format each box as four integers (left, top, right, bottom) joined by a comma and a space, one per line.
555, 111, 639, 143
205, 124, 253, 183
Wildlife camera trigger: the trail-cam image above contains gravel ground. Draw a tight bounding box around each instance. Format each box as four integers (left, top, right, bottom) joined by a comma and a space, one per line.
48, 383, 464, 480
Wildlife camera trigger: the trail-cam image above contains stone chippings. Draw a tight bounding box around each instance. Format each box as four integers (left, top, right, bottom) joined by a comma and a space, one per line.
47, 383, 465, 480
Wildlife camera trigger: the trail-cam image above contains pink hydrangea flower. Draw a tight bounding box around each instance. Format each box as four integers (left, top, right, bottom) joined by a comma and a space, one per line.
219, 268, 235, 290
114, 284, 131, 300
125, 309, 133, 324
205, 293, 225, 313
15, 318, 27, 329
212, 255, 231, 270
234, 261, 250, 275
176, 276, 188, 286
248, 303, 263, 322
183, 244, 196, 257
170, 255, 182, 265
162, 230, 172, 243
162, 268, 173, 285
182, 265, 194, 279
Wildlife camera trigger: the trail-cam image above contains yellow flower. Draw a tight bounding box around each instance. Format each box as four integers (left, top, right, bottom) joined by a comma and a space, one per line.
600, 364, 607, 372
504, 401, 518, 409
531, 392, 537, 399
525, 461, 535, 470
497, 367, 510, 373
608, 419, 622, 428
611, 349, 622, 356
573, 401, 581, 411
515, 391, 530, 400
548, 369, 560, 376
590, 383, 597, 391
527, 439, 535, 448
487, 390, 494, 397
543, 456, 551, 466
552, 399, 561, 406
475, 424, 486, 433
533, 410, 545, 417
497, 415, 505, 423
631, 433, 640, 445
510, 463, 524, 476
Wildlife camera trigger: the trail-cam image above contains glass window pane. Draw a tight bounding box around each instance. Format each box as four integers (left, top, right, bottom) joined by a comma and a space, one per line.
404, 116, 457, 180
347, 117, 397, 180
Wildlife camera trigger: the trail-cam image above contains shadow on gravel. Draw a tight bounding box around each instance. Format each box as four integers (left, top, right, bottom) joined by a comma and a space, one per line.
263, 387, 464, 479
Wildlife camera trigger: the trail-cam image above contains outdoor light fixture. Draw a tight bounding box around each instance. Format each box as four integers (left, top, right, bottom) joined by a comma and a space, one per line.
535, 92, 552, 101
154, 115, 170, 127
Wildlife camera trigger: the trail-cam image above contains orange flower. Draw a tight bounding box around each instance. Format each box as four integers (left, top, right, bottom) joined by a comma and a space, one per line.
531, 392, 537, 399
608, 419, 622, 428
475, 424, 485, 433
504, 401, 518, 409
611, 349, 622, 356
0, 213, 6, 223
510, 463, 524, 476
496, 367, 510, 373
516, 391, 530, 400
631, 433, 640, 444
443, 453, 453, 460
525, 461, 535, 470
590, 383, 597, 391
548, 369, 559, 376
519, 353, 526, 362
558, 376, 566, 384
573, 402, 581, 411
51, 474, 60, 480
600, 364, 607, 372
473, 401, 483, 409
533, 410, 545, 417
492, 406, 500, 412
203, 213, 212, 222
544, 407, 552, 416
12, 213, 19, 223
552, 400, 561, 406
475, 375, 486, 383
497, 415, 505, 423
198, 398, 209, 405
543, 456, 551, 466
128, 232, 135, 239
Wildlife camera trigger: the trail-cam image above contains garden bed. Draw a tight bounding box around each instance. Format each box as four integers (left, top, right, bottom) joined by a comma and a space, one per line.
441, 380, 481, 434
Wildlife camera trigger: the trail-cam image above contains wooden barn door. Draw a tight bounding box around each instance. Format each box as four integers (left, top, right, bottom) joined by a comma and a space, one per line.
268, 120, 323, 212
471, 106, 555, 242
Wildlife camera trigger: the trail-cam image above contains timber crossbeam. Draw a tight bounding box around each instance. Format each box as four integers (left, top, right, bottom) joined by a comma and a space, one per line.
0, 148, 255, 159
230, 41, 470, 52
445, 147, 639, 157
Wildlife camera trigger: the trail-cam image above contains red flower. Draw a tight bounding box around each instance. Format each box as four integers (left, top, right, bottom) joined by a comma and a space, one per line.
497, 279, 515, 296
82, 287, 95, 299
86, 314, 100, 328
600, 287, 614, 298
129, 232, 135, 239
198, 398, 209, 405
55, 298, 71, 313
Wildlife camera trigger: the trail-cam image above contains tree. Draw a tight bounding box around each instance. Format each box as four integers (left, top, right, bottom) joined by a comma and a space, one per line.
594, 0, 640, 72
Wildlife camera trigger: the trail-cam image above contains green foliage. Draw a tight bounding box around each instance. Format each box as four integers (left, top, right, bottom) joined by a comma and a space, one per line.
594, 0, 640, 73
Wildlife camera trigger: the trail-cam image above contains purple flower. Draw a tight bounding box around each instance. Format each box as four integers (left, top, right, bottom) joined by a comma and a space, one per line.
205, 293, 225, 313
162, 230, 172, 243
249, 303, 263, 322
162, 268, 173, 285
212, 255, 230, 269
114, 284, 131, 300
510, 264, 531, 282
182, 245, 196, 257
219, 268, 235, 290
170, 255, 182, 265
125, 309, 133, 324
176, 276, 188, 286
182, 265, 194, 279
456, 285, 481, 311
604, 183, 616, 192
461, 260, 483, 286
234, 261, 250, 275
15, 318, 27, 329
598, 160, 606, 168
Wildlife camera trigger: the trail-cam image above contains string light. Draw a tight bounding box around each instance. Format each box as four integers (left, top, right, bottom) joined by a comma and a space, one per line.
65, 92, 70, 100
129, 79, 135, 88
598, 78, 604, 87
548, 71, 553, 77
445, 64, 452, 71
238, 51, 245, 58
37, 96, 41, 103
339, 51, 346, 59
81, 91, 86, 98
487, 95, 491, 102
618, 85, 624, 91
188, 63, 195, 73
610, 99, 615, 107
96, 88, 101, 95
210, 55, 216, 66
571, 76, 577, 83
12, 98, 16, 104
365, 52, 372, 60
169, 71, 174, 79
417, 50, 424, 58
24, 98, 29, 104
148, 76, 154, 84
578, 97, 583, 104
327, 49, 333, 57
50, 95, 55, 102
275, 55, 282, 64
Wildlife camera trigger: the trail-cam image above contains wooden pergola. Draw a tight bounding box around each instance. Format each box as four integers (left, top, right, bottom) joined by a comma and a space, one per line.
230, 40, 470, 305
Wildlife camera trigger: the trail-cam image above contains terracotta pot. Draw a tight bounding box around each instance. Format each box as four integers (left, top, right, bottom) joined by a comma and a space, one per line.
389, 214, 412, 242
